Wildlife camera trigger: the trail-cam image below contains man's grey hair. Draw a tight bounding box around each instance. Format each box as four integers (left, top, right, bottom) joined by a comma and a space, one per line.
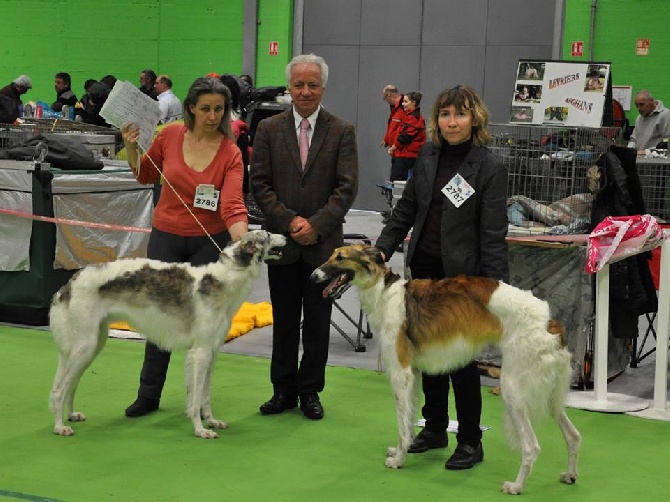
13, 75, 32, 89
285, 53, 329, 87
636, 89, 654, 102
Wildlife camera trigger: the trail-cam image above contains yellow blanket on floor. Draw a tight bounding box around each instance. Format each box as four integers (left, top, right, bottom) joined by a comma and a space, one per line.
108, 301, 273, 342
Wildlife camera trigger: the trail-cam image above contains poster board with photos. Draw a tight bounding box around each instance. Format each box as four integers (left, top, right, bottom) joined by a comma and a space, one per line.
509, 60, 612, 128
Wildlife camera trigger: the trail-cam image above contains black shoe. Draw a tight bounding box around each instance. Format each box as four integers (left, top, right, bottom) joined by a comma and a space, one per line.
445, 442, 484, 470
125, 397, 159, 417
259, 393, 298, 415
299, 393, 324, 420
408, 429, 449, 453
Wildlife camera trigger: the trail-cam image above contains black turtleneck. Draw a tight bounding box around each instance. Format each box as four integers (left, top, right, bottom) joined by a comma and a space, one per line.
416, 137, 474, 257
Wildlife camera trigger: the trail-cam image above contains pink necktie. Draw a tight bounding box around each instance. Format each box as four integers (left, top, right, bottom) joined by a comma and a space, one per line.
299, 118, 310, 169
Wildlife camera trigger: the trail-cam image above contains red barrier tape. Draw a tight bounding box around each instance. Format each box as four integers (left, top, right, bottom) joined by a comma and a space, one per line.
0, 208, 151, 233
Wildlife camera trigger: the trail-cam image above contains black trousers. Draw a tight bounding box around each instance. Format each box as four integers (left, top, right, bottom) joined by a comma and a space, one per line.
410, 249, 483, 447
136, 227, 230, 400
390, 157, 417, 182
267, 256, 333, 397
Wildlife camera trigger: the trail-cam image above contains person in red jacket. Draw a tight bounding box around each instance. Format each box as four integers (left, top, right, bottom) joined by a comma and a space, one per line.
387, 91, 426, 180
382, 84, 406, 181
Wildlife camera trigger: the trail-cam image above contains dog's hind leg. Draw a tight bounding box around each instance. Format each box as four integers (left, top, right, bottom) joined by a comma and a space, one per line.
51, 339, 100, 436
501, 402, 540, 495
200, 348, 228, 431
185, 347, 222, 439
551, 357, 581, 485
554, 408, 581, 485
385, 366, 419, 469
50, 353, 73, 436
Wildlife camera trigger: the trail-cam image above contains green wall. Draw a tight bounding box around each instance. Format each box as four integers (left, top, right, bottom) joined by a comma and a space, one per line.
1, 0, 246, 105
564, 0, 670, 121
8, 0, 669, 123
255, 0, 293, 87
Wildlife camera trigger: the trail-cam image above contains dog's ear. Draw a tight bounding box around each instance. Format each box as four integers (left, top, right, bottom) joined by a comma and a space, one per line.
234, 239, 262, 267
363, 245, 385, 265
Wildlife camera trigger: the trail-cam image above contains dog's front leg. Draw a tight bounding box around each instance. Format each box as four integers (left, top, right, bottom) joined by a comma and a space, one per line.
185, 347, 221, 439
385, 366, 417, 469
200, 348, 228, 430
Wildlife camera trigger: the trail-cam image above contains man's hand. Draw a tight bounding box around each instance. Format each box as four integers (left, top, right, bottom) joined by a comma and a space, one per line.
289, 216, 318, 246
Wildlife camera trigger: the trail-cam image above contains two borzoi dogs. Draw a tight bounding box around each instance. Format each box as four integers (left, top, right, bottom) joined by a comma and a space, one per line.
311, 244, 581, 495
49, 230, 286, 439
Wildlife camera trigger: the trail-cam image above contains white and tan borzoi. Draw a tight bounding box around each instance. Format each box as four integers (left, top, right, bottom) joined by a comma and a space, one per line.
311, 244, 581, 495
49, 230, 286, 439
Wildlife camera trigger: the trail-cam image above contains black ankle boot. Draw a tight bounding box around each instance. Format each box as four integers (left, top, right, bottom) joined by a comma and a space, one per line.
125, 397, 160, 417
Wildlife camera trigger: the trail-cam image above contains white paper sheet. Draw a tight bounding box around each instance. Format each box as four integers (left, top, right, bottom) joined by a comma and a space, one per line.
100, 80, 161, 152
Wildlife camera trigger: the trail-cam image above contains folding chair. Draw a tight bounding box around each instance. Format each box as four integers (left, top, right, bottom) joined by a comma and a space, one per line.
631, 238, 664, 367
328, 234, 374, 352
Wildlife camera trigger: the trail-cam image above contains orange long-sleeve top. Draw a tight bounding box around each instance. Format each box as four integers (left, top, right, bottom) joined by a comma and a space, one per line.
136, 124, 248, 236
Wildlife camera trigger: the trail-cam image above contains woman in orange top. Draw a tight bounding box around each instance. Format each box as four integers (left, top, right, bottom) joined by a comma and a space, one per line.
388, 91, 427, 180
121, 76, 248, 417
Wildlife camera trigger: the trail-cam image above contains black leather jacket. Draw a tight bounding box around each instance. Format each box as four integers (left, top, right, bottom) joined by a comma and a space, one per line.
377, 142, 509, 282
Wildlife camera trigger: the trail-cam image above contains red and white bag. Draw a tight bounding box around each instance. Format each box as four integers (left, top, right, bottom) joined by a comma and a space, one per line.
585, 215, 665, 274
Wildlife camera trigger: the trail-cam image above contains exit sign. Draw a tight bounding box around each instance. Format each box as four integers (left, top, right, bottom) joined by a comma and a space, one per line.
571, 41, 584, 57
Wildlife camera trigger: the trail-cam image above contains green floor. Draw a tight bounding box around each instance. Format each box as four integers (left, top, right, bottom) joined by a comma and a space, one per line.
1, 326, 668, 501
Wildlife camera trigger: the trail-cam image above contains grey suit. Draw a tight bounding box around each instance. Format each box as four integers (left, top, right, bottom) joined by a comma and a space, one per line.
250, 107, 358, 397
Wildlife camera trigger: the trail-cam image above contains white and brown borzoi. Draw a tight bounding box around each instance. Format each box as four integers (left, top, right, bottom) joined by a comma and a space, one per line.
311, 244, 581, 495
49, 230, 286, 439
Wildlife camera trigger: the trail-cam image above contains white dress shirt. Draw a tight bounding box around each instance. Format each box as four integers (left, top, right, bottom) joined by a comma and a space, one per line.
158, 89, 183, 124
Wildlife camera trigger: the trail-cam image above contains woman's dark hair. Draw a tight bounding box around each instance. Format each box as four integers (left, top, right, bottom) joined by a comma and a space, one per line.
83, 79, 97, 92
100, 75, 117, 90
141, 69, 157, 85
183, 77, 234, 140
89, 82, 111, 105
219, 74, 241, 111
405, 91, 422, 107
428, 84, 490, 147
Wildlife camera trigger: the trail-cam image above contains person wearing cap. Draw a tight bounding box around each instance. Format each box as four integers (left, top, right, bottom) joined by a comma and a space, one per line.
0, 75, 32, 111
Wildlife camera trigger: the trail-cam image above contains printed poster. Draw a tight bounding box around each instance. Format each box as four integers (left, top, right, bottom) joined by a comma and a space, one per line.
509, 60, 611, 128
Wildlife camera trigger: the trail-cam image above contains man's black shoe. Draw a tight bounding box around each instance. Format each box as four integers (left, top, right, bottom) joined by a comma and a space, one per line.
259, 393, 298, 415
299, 393, 324, 420
445, 442, 484, 470
408, 429, 449, 453
125, 397, 160, 417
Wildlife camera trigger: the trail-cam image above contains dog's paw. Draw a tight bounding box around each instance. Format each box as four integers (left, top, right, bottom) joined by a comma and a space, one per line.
207, 418, 228, 429
194, 428, 219, 439
54, 425, 75, 436
385, 456, 404, 469
386, 446, 397, 458
502, 481, 523, 495
67, 412, 86, 422
560, 471, 578, 484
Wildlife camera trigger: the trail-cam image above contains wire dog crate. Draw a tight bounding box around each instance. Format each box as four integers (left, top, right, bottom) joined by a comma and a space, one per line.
0, 118, 122, 157
489, 123, 618, 235
636, 156, 670, 222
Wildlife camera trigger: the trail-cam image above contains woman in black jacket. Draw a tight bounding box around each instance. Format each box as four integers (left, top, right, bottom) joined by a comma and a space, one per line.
376, 85, 508, 470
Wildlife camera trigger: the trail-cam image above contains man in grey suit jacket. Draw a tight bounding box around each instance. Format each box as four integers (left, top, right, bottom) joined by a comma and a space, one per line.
250, 54, 359, 420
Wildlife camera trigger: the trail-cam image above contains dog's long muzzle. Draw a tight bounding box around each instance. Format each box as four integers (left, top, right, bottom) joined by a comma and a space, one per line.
310, 267, 352, 300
